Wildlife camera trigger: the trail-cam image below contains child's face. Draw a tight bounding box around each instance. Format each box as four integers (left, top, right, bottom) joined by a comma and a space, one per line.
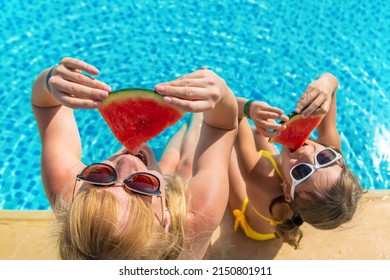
281, 140, 343, 201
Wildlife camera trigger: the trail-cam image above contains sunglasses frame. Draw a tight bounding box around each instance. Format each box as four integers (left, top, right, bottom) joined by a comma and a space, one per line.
72, 163, 165, 225
289, 148, 343, 200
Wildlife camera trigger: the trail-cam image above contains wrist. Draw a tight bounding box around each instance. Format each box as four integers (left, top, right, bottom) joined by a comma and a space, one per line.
319, 73, 339, 89
243, 99, 254, 119
45, 66, 56, 93
32, 68, 61, 108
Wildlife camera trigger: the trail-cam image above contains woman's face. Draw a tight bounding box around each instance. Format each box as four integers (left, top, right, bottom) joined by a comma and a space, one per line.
77, 144, 167, 227
281, 140, 343, 201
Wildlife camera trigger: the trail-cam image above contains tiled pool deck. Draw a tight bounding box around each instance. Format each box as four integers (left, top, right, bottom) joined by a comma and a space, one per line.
0, 190, 389, 260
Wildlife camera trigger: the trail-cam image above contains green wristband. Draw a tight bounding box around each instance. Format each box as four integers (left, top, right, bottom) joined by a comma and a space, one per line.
243, 99, 255, 118
45, 67, 55, 93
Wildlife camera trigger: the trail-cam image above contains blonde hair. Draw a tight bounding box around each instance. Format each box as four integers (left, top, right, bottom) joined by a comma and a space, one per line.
54, 175, 187, 259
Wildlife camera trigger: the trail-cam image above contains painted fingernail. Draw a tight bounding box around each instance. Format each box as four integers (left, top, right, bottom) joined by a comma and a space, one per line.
163, 96, 172, 104
90, 66, 99, 74
100, 91, 108, 98
155, 85, 164, 93
103, 85, 111, 92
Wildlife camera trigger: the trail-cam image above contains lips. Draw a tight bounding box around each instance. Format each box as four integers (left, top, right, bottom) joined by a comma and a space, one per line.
134, 150, 148, 166
120, 147, 148, 166
287, 142, 309, 154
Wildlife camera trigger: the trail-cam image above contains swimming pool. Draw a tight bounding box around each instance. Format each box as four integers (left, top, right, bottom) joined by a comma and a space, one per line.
1, 0, 389, 210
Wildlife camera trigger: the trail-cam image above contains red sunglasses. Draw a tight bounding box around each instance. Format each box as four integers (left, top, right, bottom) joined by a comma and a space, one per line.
72, 163, 164, 224
73, 163, 161, 196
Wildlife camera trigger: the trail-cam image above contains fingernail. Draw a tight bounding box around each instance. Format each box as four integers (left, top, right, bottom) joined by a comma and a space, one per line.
93, 101, 101, 107
155, 85, 164, 93
100, 91, 108, 98
103, 85, 111, 92
163, 96, 171, 104
90, 66, 99, 74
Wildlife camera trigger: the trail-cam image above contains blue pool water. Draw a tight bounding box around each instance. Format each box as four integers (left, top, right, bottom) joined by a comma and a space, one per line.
0, 0, 389, 210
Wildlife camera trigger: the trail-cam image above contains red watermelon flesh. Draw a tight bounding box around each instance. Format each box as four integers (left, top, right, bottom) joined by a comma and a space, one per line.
269, 111, 323, 151
98, 89, 184, 152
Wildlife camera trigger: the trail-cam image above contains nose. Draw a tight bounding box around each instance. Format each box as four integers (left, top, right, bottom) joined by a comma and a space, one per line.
297, 145, 315, 163
112, 181, 125, 187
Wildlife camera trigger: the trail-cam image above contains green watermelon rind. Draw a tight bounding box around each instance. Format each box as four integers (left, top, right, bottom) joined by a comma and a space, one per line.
100, 88, 165, 107
276, 111, 301, 126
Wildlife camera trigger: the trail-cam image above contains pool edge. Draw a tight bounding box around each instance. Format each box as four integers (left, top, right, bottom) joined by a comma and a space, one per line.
1, 190, 389, 260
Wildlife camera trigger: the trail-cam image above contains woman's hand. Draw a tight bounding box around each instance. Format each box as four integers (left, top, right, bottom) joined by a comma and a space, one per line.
155, 67, 237, 130
47, 57, 111, 109
249, 101, 289, 138
154, 68, 226, 113
295, 73, 339, 118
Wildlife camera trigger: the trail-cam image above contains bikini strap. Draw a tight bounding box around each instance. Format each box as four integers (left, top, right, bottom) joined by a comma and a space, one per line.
259, 150, 283, 179
251, 205, 282, 226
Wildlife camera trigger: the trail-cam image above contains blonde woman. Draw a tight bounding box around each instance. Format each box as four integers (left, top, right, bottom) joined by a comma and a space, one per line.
32, 57, 237, 259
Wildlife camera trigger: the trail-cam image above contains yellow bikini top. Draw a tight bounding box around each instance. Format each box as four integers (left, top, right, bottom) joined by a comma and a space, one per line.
232, 150, 284, 240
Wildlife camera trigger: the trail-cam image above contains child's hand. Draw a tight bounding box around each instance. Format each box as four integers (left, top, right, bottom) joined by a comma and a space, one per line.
295, 73, 338, 118
249, 101, 289, 138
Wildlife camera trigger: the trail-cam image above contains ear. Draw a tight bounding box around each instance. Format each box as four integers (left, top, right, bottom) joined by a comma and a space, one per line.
282, 181, 293, 203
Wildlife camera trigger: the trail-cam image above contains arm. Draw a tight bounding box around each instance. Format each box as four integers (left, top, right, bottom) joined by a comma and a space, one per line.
154, 69, 238, 258
32, 58, 111, 205
295, 73, 340, 149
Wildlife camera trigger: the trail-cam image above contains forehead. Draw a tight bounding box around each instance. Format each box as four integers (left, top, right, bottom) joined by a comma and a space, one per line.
296, 164, 342, 195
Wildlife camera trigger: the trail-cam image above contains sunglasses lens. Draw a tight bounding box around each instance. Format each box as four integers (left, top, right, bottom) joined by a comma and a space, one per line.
125, 173, 160, 194
79, 164, 116, 184
316, 149, 337, 165
291, 164, 313, 180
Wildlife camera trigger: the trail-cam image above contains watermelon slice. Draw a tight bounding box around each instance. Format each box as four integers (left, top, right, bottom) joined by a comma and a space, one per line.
98, 89, 185, 152
269, 111, 324, 150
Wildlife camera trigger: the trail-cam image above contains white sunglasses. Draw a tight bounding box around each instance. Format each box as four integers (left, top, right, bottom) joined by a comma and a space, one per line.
289, 148, 343, 200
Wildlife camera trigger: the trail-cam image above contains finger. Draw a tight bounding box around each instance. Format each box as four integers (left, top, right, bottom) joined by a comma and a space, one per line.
156, 85, 219, 103
160, 77, 214, 90
262, 105, 285, 116
257, 127, 281, 138
50, 76, 109, 101
310, 99, 330, 118
59, 57, 100, 75
301, 94, 326, 118
54, 91, 101, 109
255, 119, 286, 131
162, 96, 212, 112
155, 76, 216, 95
295, 88, 320, 113
253, 111, 289, 122
57, 68, 111, 91
177, 69, 211, 79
